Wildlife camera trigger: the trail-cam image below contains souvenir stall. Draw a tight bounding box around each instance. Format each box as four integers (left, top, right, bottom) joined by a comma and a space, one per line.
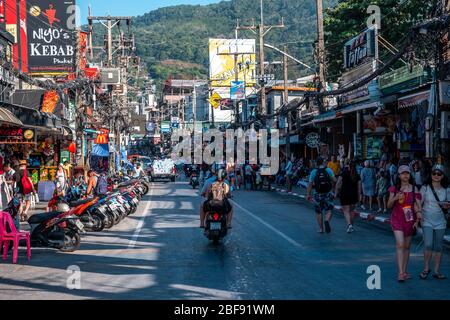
394, 91, 428, 161
362, 111, 397, 161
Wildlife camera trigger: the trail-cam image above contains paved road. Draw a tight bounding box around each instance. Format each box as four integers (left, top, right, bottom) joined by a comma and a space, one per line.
1, 181, 449, 300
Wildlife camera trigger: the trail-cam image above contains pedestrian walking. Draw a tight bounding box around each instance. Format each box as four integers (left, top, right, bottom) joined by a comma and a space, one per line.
306, 157, 337, 234
16, 161, 36, 222
285, 157, 293, 192
376, 170, 388, 213
419, 164, 450, 280
387, 165, 422, 282
335, 159, 360, 233
360, 160, 376, 211
244, 162, 254, 190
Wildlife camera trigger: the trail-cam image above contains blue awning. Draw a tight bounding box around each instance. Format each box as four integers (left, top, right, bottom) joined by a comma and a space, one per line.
91, 144, 109, 157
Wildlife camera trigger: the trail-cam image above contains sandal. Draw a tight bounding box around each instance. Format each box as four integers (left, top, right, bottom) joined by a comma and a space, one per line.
398, 273, 406, 282
420, 270, 431, 280
433, 273, 447, 280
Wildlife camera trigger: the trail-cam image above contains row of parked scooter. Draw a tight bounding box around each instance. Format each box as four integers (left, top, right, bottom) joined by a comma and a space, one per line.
4, 176, 151, 253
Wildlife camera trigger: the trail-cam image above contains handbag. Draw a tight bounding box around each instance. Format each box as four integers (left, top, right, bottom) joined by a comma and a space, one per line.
429, 185, 450, 222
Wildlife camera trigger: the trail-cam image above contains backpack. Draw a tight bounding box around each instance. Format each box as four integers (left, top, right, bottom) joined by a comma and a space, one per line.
209, 182, 227, 202
21, 170, 34, 195
95, 175, 108, 196
314, 168, 332, 194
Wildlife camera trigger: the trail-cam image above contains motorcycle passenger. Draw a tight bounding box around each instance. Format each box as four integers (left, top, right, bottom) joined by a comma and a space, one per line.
200, 169, 233, 229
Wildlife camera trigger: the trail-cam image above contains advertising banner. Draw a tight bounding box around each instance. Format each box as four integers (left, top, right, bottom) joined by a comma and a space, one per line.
209, 39, 256, 88
5, 0, 28, 72
230, 81, 245, 100
26, 0, 77, 75
344, 27, 377, 70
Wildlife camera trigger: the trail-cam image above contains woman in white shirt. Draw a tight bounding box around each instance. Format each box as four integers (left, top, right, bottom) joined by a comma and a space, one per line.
419, 164, 450, 280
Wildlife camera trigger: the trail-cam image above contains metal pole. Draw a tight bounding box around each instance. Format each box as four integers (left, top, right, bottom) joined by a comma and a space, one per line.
107, 17, 113, 67
284, 46, 291, 159
259, 0, 266, 117
16, 0, 22, 89
316, 0, 326, 113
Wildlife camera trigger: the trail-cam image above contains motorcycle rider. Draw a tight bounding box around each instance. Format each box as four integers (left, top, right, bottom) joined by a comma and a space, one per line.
199, 169, 233, 229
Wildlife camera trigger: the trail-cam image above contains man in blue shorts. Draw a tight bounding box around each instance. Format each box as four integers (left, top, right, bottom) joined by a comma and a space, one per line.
306, 157, 337, 234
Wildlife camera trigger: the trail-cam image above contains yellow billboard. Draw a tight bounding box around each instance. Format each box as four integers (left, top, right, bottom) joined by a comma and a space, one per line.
209, 39, 256, 88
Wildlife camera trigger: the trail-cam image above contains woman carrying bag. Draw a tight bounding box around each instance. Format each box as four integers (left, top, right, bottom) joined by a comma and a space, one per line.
387, 165, 422, 282
419, 164, 450, 280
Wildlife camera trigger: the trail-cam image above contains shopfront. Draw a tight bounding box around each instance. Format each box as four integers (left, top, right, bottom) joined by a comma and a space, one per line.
378, 64, 432, 162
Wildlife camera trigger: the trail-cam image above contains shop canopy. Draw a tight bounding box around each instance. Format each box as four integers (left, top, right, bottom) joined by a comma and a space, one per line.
91, 144, 109, 158
0, 107, 23, 126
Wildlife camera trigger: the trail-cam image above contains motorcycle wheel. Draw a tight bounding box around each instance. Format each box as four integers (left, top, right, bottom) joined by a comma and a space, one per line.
91, 214, 105, 232
104, 212, 115, 229
60, 231, 81, 252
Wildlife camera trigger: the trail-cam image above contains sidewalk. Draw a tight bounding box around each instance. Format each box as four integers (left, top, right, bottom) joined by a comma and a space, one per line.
270, 182, 450, 243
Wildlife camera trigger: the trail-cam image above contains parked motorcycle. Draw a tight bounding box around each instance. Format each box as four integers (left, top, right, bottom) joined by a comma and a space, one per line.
5, 198, 84, 252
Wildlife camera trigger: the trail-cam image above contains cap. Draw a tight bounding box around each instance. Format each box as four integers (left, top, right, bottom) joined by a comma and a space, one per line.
19, 160, 28, 166
432, 164, 445, 173
398, 165, 411, 174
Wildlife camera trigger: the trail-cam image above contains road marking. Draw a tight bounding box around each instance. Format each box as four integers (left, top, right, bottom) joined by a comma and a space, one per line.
128, 185, 154, 248
231, 200, 304, 248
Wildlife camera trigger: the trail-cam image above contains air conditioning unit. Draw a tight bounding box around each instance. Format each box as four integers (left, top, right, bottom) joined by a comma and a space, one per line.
100, 68, 121, 85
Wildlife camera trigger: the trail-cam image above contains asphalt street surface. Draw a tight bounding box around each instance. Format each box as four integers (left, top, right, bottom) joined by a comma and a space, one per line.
1, 181, 449, 300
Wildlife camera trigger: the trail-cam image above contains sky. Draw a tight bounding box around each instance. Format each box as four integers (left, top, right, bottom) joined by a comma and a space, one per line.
78, 0, 223, 23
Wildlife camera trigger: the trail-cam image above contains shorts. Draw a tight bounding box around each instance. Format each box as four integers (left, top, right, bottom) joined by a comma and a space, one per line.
17, 193, 32, 202
313, 192, 335, 214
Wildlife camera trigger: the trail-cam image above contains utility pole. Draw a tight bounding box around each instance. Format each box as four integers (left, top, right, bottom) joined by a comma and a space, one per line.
316, 0, 326, 113
88, 15, 134, 174
284, 45, 291, 160
236, 0, 284, 119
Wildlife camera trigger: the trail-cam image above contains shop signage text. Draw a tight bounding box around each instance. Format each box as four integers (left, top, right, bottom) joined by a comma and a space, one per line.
344, 28, 376, 70
27, 0, 76, 75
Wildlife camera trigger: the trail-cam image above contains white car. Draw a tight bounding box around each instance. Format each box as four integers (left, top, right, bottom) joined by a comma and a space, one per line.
150, 159, 176, 182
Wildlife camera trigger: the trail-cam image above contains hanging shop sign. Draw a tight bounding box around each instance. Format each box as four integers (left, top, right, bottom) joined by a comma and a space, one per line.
41, 90, 60, 113
344, 27, 377, 70
305, 132, 320, 148
26, 0, 76, 75
95, 129, 109, 145
0, 127, 36, 144
230, 81, 245, 100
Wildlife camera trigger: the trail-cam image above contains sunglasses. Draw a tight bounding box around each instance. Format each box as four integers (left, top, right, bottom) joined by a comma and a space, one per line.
432, 172, 443, 177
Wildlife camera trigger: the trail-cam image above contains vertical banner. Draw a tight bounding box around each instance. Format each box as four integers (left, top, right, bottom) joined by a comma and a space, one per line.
5, 0, 28, 72
26, 0, 76, 75
79, 30, 87, 71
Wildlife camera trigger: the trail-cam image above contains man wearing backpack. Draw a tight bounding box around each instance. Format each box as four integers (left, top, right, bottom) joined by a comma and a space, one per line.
200, 169, 233, 229
306, 157, 337, 234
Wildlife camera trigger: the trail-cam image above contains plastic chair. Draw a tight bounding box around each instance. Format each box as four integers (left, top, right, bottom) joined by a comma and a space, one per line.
1, 211, 31, 264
